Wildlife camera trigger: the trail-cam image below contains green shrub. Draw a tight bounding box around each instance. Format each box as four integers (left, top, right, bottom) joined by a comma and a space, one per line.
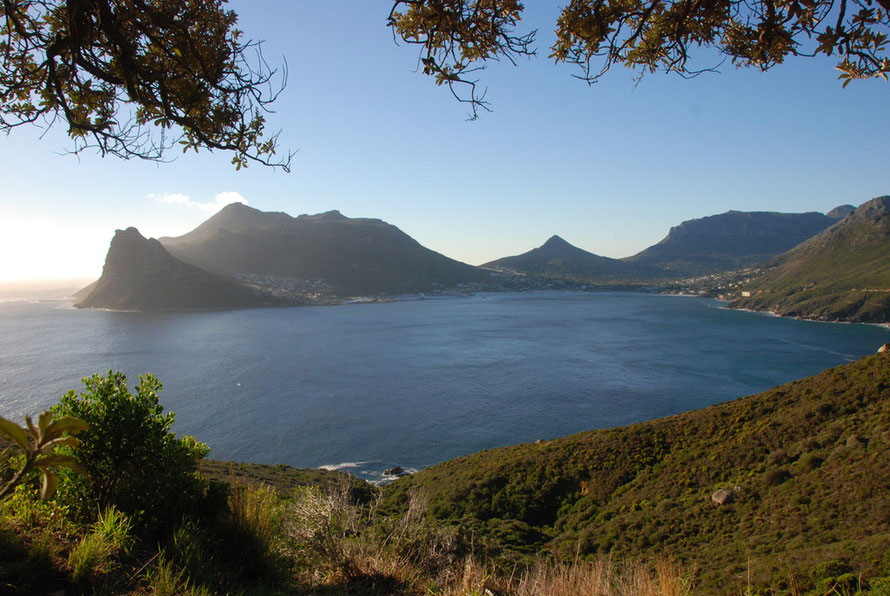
763, 468, 792, 486
869, 576, 890, 595
799, 453, 824, 471
815, 571, 860, 595
52, 371, 211, 534
811, 559, 853, 580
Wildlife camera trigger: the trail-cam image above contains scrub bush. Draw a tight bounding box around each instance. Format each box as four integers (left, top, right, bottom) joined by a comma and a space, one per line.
53, 371, 211, 534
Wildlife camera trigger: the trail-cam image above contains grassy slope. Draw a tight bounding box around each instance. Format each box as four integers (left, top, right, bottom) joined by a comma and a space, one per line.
198, 459, 375, 501
381, 352, 890, 593
732, 196, 890, 323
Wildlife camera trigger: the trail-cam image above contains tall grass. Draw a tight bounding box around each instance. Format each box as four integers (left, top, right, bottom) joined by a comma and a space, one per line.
67, 506, 132, 582
146, 554, 212, 596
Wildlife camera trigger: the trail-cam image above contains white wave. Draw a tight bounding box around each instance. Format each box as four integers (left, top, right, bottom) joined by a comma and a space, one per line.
318, 461, 373, 471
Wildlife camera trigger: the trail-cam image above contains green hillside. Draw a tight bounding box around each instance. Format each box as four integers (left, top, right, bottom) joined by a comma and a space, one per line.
381, 350, 890, 593
732, 196, 890, 322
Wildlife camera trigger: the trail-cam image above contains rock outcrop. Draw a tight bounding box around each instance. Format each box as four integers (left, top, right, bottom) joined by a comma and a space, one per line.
75, 227, 275, 310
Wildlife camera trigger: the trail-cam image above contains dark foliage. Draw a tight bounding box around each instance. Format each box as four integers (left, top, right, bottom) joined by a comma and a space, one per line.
0, 0, 290, 169
52, 371, 214, 535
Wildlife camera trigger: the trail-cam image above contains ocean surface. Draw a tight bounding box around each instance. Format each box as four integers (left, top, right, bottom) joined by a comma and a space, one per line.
1, 291, 887, 483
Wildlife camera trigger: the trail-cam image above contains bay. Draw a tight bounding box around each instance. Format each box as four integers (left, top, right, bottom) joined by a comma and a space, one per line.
1, 291, 887, 483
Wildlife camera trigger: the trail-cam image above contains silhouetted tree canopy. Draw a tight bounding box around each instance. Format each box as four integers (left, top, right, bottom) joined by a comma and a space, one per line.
0, 0, 290, 169
2, 1, 886, 166
389, 0, 889, 117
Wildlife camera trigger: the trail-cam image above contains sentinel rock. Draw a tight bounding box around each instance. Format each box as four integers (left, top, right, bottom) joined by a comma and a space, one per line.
76, 227, 271, 310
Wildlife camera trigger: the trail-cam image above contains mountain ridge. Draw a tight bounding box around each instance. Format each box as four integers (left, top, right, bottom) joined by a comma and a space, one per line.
731, 195, 890, 322
623, 209, 843, 276
160, 205, 491, 294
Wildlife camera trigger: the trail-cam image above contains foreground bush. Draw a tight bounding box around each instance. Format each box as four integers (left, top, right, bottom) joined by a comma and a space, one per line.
52, 371, 212, 534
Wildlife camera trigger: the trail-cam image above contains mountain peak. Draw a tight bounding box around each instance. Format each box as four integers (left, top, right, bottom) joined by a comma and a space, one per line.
215, 202, 264, 218
116, 226, 146, 239
826, 204, 856, 219
298, 210, 349, 222
541, 235, 570, 249
853, 195, 890, 219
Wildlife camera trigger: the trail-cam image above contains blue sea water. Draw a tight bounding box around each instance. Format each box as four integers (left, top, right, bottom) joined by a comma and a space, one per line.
1, 292, 887, 482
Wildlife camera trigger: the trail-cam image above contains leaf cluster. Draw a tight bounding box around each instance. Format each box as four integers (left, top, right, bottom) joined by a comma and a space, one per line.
390, 0, 888, 111
0, 410, 88, 500
388, 0, 537, 119
0, 0, 290, 169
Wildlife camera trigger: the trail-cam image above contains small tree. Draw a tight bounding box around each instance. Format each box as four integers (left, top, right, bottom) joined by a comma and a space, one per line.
53, 371, 211, 533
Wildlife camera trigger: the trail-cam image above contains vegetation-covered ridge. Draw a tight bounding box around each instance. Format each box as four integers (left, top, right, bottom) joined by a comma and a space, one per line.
731, 195, 890, 322
381, 350, 890, 593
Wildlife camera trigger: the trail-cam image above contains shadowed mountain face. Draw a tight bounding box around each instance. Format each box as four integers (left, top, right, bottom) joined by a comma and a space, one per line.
75, 228, 272, 310
483, 235, 643, 280
732, 195, 890, 322
159, 203, 490, 294
624, 210, 841, 276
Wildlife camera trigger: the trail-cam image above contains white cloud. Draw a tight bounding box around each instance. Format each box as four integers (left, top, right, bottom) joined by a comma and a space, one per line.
150, 191, 248, 213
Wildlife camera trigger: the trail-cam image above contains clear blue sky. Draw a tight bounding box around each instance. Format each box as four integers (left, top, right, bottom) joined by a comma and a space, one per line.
1, 1, 887, 282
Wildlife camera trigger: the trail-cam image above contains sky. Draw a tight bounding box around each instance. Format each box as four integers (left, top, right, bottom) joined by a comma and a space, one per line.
0, 1, 888, 282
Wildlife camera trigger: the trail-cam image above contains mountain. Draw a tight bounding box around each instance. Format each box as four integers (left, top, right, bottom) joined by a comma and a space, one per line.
827, 204, 856, 220
75, 228, 275, 310
624, 209, 842, 276
483, 235, 642, 280
731, 195, 890, 322
381, 349, 890, 593
160, 203, 490, 294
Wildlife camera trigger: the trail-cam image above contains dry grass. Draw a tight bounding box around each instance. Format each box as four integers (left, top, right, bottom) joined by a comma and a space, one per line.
279, 481, 696, 595
435, 556, 695, 596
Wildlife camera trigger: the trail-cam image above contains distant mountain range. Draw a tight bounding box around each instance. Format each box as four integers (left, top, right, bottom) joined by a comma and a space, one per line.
76, 198, 888, 318
483, 207, 851, 282
731, 196, 890, 322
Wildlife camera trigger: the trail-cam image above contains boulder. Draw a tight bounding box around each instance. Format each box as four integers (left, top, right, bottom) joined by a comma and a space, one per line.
384, 466, 404, 476
712, 489, 735, 505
